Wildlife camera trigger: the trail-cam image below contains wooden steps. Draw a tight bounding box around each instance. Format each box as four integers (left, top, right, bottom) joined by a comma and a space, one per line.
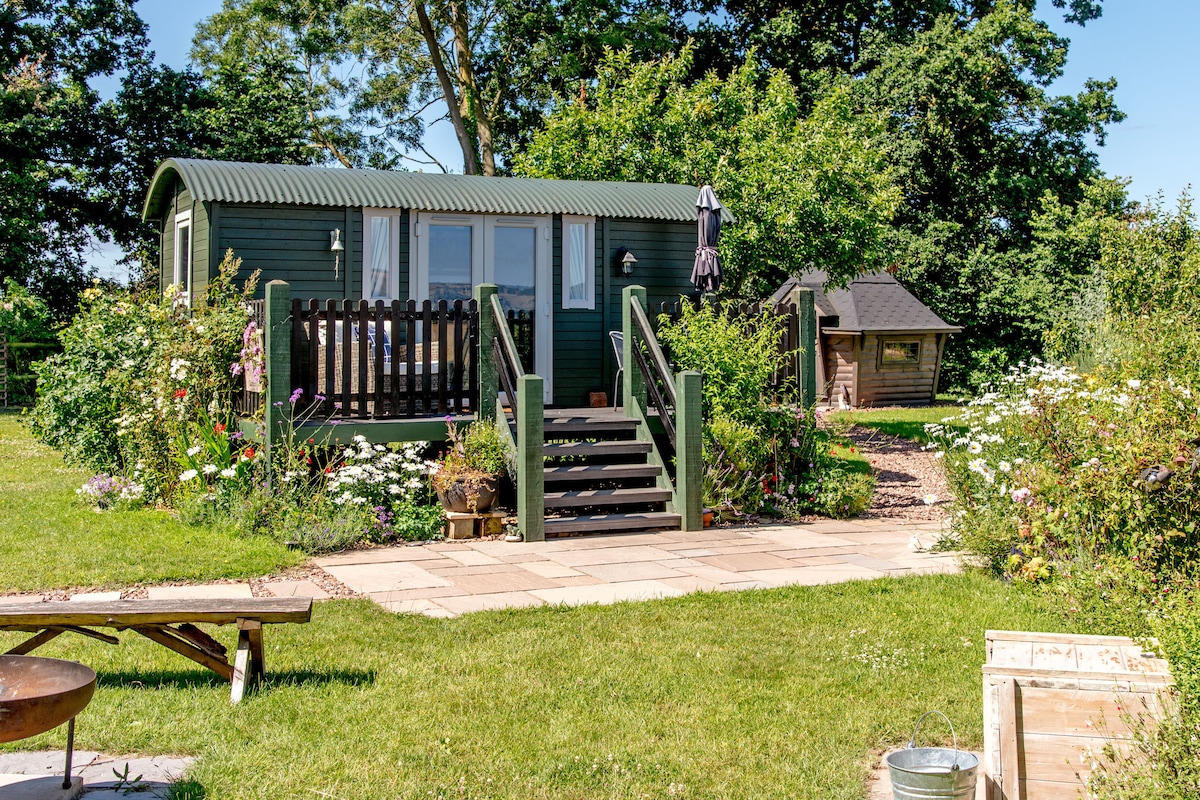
544, 512, 681, 536
540, 408, 679, 536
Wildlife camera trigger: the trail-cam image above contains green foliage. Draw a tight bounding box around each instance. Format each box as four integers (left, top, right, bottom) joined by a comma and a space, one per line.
657, 303, 867, 518
517, 47, 900, 295
28, 253, 257, 497
657, 302, 791, 424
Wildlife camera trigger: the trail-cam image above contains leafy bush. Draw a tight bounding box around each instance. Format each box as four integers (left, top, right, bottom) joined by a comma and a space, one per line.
930, 362, 1200, 579
659, 304, 869, 518
29, 253, 256, 498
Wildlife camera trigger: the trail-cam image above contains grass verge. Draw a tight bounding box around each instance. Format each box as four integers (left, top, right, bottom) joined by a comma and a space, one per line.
0, 411, 302, 593
2, 574, 1075, 799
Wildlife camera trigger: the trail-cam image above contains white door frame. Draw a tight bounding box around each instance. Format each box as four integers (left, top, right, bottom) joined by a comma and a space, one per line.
410, 211, 553, 403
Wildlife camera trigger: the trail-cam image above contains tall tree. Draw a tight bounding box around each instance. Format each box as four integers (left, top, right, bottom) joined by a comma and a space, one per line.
0, 0, 150, 313
517, 48, 901, 295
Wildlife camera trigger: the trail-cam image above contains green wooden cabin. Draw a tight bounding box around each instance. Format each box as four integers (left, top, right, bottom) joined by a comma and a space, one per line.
143, 158, 729, 407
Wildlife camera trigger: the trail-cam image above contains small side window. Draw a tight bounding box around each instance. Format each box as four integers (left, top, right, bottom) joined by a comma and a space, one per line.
561, 215, 595, 310
173, 210, 192, 305
880, 339, 920, 364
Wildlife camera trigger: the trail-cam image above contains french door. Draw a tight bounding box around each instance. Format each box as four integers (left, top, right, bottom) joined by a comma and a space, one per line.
411, 212, 552, 402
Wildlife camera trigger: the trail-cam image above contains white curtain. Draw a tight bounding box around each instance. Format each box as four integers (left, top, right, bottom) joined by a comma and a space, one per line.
369, 216, 391, 300
568, 222, 588, 302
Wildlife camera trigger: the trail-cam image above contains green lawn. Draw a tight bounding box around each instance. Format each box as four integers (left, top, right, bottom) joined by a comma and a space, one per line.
1, 575, 1073, 800
825, 405, 968, 444
0, 411, 301, 593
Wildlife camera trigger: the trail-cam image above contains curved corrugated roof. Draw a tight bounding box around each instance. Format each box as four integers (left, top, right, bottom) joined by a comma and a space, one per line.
143, 158, 734, 223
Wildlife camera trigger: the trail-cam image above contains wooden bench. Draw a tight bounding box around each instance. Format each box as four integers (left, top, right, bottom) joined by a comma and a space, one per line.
0, 598, 313, 703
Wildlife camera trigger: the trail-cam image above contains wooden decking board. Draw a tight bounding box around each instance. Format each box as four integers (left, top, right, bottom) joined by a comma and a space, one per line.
543, 464, 662, 482
543, 440, 652, 457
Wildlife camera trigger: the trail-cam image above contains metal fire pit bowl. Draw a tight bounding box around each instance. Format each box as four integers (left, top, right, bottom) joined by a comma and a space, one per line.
0, 655, 97, 790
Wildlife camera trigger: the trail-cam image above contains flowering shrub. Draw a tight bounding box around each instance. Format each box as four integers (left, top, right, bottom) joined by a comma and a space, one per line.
30, 252, 258, 499
928, 361, 1200, 581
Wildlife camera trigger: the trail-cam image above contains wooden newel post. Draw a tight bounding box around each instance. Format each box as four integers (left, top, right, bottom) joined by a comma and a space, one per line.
676, 370, 703, 531
621, 285, 647, 417
263, 281, 292, 449
474, 283, 498, 424
516, 373, 544, 542
790, 286, 817, 407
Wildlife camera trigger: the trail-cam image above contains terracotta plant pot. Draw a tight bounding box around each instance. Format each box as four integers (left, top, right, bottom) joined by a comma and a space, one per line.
436, 475, 499, 514
702, 508, 715, 528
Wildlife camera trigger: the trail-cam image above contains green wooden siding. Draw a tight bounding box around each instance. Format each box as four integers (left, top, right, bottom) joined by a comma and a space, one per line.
191, 194, 209, 301
215, 204, 363, 300
157, 180, 210, 302
551, 215, 608, 406
604, 218, 697, 384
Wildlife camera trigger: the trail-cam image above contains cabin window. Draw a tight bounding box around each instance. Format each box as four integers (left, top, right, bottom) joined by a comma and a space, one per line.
561, 215, 595, 309
880, 339, 920, 365
363, 210, 400, 301
173, 210, 192, 304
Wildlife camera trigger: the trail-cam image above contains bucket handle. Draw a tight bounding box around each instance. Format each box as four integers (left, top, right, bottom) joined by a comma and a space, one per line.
907, 710, 961, 772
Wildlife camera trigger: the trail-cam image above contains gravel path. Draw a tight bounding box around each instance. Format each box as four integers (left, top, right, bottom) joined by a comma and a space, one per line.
839, 425, 951, 522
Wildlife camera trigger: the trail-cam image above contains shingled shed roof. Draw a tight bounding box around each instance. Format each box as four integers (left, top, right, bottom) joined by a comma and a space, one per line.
143, 158, 735, 224
793, 270, 960, 334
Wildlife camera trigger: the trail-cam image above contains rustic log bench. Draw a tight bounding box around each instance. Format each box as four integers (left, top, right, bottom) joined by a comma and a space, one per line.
0, 598, 313, 703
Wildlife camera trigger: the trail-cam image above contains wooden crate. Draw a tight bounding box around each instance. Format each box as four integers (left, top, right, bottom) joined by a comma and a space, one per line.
982, 630, 1173, 800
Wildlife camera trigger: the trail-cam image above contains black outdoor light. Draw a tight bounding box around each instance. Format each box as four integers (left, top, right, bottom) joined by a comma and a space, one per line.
618, 248, 637, 276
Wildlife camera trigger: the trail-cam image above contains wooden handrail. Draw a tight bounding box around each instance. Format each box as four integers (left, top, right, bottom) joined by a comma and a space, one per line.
630, 297, 677, 409
490, 294, 525, 421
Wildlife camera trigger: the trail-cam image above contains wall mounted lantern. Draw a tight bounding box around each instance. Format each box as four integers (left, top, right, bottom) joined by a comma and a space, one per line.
330, 228, 345, 278
618, 248, 637, 276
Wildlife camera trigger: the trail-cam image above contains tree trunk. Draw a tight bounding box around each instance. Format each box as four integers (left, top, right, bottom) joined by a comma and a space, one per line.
414, 0, 479, 175
449, 0, 495, 176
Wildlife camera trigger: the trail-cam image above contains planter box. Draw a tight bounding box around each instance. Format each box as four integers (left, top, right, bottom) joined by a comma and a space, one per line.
982, 630, 1172, 800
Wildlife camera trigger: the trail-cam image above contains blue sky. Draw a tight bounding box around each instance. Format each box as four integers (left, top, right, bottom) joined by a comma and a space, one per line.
96, 0, 1197, 279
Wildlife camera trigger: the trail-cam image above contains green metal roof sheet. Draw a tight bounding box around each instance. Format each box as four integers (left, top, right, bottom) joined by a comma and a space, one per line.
143, 158, 735, 224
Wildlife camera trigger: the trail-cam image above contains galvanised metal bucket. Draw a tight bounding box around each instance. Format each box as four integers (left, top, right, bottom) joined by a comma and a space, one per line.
886, 711, 979, 800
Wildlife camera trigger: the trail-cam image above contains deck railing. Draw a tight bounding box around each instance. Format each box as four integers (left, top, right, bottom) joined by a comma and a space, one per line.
288, 298, 480, 419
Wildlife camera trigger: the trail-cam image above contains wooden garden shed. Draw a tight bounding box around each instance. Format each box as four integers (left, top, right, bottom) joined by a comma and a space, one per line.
142, 158, 730, 407
775, 271, 959, 407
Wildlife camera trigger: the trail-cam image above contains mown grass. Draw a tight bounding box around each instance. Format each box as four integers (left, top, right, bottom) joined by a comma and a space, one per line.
0, 411, 302, 593
1, 575, 1075, 800
825, 405, 968, 444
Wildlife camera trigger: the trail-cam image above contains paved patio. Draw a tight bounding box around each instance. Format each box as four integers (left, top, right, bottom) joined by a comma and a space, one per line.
313, 517, 958, 618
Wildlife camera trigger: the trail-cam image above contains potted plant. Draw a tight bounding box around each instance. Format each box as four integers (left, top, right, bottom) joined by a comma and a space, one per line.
431, 418, 508, 513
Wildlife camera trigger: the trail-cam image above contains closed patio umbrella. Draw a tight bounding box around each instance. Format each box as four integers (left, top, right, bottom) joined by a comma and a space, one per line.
691, 185, 723, 293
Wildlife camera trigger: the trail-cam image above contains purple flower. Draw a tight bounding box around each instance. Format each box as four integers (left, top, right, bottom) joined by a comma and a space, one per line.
290, 387, 304, 404
273, 401, 284, 408
231, 362, 243, 377
314, 393, 326, 402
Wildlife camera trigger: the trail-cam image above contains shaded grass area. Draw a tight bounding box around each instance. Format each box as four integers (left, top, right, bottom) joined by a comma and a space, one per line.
825, 405, 968, 444
0, 411, 302, 593
2, 575, 1075, 799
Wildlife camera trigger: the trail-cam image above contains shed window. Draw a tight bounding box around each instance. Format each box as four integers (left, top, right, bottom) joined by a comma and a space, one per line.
173, 210, 191, 304
561, 215, 595, 309
881, 339, 920, 364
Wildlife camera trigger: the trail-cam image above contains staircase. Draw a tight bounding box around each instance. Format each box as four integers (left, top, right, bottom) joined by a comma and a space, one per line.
540, 408, 681, 536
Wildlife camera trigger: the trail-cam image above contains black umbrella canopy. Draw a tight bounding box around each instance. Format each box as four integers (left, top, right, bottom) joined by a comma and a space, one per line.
691, 185, 723, 293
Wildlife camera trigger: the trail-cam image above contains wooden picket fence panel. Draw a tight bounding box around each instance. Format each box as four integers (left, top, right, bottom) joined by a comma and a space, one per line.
288, 298, 480, 419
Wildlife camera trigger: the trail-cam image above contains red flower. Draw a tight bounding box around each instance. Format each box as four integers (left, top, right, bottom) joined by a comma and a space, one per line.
173, 388, 187, 399
243, 447, 255, 459
213, 423, 226, 434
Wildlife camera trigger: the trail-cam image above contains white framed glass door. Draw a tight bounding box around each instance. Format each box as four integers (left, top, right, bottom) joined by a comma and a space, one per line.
411, 212, 552, 402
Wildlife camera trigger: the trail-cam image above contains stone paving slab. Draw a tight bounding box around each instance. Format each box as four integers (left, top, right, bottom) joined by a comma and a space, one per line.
145, 584, 252, 600
312, 518, 961, 618
0, 752, 193, 800
262, 579, 331, 599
